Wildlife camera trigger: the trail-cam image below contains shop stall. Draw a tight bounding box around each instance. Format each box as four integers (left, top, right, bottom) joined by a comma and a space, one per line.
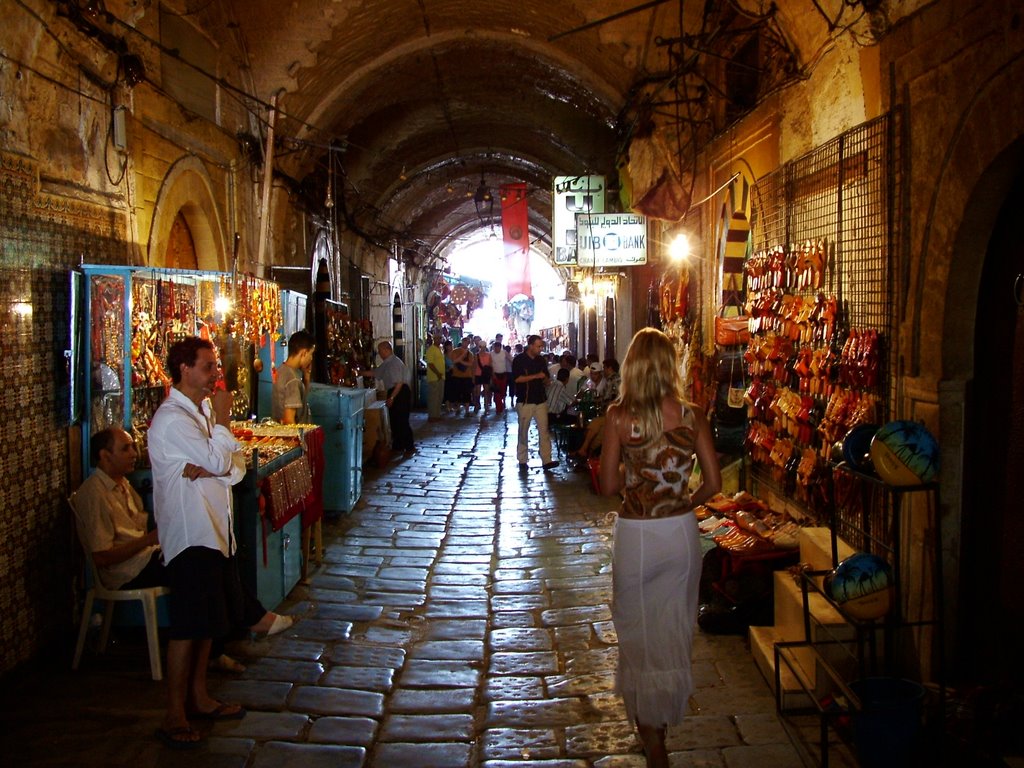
305, 298, 377, 515
256, 289, 308, 420
75, 265, 317, 609
230, 421, 324, 607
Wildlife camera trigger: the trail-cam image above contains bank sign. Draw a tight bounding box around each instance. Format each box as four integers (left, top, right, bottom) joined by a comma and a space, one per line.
552, 175, 605, 266
575, 213, 648, 267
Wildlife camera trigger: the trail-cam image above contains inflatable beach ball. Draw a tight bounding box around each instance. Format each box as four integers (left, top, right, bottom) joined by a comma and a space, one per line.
825, 552, 894, 621
869, 420, 939, 486
842, 424, 879, 472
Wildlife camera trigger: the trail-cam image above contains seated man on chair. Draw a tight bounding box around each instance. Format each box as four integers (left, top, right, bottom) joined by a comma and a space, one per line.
73, 427, 293, 672
73, 427, 164, 590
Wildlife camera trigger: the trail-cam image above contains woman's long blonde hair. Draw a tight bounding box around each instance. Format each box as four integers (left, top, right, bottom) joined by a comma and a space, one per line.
616, 327, 684, 442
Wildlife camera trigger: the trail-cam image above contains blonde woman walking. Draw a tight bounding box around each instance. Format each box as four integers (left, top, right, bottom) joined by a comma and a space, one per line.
599, 328, 721, 767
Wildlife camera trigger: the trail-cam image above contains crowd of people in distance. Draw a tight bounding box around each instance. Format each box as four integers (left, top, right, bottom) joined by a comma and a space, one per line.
419, 331, 623, 475
426, 332, 620, 433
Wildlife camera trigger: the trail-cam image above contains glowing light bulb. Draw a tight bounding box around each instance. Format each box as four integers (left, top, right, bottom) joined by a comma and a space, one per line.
214, 296, 233, 315
670, 234, 690, 262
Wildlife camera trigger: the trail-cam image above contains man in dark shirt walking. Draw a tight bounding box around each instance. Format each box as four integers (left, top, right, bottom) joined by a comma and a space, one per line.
511, 334, 558, 474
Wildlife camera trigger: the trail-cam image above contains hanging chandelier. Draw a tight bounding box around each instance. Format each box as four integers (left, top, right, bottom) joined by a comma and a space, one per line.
473, 173, 495, 227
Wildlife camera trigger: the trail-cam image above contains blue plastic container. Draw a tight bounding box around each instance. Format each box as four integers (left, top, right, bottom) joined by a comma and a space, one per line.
850, 677, 925, 768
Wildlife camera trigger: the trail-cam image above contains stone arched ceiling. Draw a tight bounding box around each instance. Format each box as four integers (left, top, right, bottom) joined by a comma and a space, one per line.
225, 0, 892, 257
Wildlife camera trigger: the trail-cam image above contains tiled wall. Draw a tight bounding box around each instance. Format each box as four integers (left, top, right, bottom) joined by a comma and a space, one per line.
0, 150, 128, 674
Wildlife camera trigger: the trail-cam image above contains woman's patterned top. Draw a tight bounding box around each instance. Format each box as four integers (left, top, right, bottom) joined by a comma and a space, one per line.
620, 404, 698, 520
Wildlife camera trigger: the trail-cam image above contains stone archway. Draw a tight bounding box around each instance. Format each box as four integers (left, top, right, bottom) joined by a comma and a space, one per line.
921, 55, 1024, 681
147, 156, 227, 271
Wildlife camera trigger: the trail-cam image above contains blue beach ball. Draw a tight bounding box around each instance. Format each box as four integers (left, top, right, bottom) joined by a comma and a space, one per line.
826, 553, 893, 620
869, 420, 939, 486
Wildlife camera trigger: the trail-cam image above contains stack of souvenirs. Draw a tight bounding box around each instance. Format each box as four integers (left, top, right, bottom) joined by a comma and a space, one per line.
323, 303, 375, 386
695, 491, 804, 555
230, 421, 316, 469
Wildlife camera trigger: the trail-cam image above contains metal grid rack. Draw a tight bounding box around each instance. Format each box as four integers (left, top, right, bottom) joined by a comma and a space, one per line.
752, 113, 897, 337
748, 113, 901, 541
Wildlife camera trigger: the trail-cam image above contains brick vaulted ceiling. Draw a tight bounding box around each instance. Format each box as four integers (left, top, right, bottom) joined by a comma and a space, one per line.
226, 0, 855, 255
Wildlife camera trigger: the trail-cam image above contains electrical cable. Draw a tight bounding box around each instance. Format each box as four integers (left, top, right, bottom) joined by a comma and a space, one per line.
104, 105, 128, 186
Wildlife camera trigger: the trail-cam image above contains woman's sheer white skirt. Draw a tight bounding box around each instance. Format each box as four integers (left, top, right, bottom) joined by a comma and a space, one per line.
612, 512, 702, 728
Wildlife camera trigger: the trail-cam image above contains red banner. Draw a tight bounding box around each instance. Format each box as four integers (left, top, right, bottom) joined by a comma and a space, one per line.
502, 183, 531, 300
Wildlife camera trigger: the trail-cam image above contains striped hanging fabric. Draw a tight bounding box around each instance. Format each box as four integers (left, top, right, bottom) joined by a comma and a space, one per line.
720, 175, 752, 316
392, 292, 404, 361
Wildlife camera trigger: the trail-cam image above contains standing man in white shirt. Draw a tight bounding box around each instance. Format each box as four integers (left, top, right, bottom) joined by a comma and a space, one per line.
148, 337, 246, 748
489, 340, 510, 414
359, 341, 415, 457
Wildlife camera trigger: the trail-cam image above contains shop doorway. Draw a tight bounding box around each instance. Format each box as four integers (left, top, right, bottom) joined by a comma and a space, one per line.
165, 210, 198, 269
960, 172, 1024, 687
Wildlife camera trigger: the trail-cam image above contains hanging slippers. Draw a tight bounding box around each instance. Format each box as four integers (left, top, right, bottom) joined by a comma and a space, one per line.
155, 726, 202, 750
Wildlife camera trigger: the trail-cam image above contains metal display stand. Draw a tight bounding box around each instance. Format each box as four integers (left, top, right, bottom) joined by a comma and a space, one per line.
773, 465, 943, 767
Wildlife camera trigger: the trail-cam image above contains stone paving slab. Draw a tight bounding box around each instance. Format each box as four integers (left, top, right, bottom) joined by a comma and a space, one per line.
409, 639, 486, 661
388, 687, 477, 713
379, 713, 476, 741
326, 643, 405, 668
239, 658, 325, 684
422, 619, 488, 640
665, 715, 744, 750
545, 671, 617, 697
399, 658, 482, 688
249, 741, 364, 768
483, 761, 590, 768
265, 638, 326, 662
483, 675, 548, 701
316, 602, 385, 622
492, 578, 546, 595
372, 741, 473, 767
287, 686, 385, 717
489, 650, 561, 676
565, 720, 638, 758
217, 711, 310, 740
720, 742, 806, 767
480, 727, 562, 760
307, 715, 378, 745
320, 665, 394, 692
429, 585, 491, 601
490, 627, 553, 651
492, 610, 539, 629
487, 697, 594, 728
423, 599, 490, 618
211, 680, 294, 711
286, 619, 353, 642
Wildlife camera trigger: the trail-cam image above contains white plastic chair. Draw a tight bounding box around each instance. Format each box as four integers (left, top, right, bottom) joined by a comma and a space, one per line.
69, 495, 170, 681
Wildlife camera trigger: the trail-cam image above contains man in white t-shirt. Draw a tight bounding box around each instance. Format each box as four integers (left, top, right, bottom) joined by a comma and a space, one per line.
489, 340, 510, 414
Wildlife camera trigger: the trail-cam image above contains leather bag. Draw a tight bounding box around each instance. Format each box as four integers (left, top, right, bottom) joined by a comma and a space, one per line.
715, 291, 750, 346
715, 315, 751, 346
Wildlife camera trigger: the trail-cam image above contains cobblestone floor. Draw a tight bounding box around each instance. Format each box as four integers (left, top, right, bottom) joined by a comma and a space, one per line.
3, 410, 846, 767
